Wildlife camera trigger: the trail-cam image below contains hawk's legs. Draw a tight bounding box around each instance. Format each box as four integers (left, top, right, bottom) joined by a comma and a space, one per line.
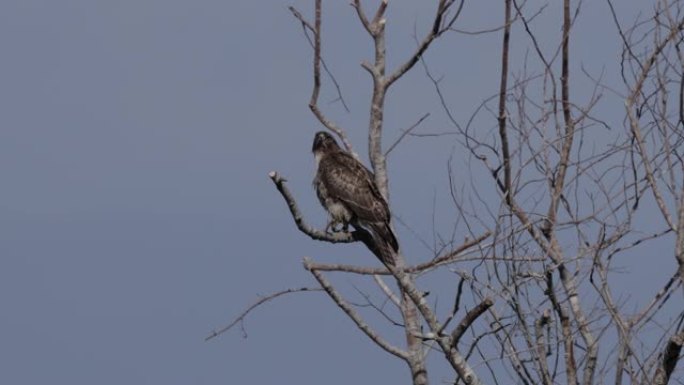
325, 220, 349, 234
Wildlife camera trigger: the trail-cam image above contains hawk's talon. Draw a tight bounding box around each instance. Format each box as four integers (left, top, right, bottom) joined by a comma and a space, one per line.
324, 221, 350, 234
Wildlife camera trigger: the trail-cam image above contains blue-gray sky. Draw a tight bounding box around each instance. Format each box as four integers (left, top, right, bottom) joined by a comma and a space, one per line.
0, 1, 672, 384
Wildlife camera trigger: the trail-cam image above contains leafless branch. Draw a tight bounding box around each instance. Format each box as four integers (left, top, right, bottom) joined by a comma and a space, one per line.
304, 258, 409, 359
287, 6, 350, 113
385, 113, 431, 156
385, 0, 464, 88
373, 274, 401, 307
205, 287, 322, 341
307, 0, 356, 154
269, 171, 355, 244
534, 309, 553, 385
497, 0, 513, 205
261, 1, 684, 384
624, 17, 684, 231
450, 298, 494, 345
653, 329, 684, 385
304, 232, 492, 275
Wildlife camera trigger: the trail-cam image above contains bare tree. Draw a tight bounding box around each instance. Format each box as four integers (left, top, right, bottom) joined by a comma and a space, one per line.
210, 1, 684, 384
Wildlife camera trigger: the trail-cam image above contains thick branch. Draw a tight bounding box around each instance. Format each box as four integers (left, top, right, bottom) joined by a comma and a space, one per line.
450, 298, 494, 345
385, 261, 485, 385
534, 310, 553, 385
653, 330, 684, 385
497, 0, 513, 204
366, 12, 389, 198
546, 0, 576, 228
676, 186, 684, 281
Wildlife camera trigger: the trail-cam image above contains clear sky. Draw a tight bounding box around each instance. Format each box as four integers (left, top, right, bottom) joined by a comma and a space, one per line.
0, 1, 669, 384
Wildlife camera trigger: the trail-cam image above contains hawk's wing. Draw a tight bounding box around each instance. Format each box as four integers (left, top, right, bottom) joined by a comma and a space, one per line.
317, 151, 390, 224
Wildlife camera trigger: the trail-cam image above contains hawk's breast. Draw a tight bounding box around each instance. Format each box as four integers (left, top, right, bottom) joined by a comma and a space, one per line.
314, 169, 352, 223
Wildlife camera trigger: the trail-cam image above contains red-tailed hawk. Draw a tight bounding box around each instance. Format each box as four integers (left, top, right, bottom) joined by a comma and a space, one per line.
312, 131, 398, 265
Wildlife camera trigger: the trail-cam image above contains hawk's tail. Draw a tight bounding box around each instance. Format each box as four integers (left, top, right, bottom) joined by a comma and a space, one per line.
367, 222, 399, 266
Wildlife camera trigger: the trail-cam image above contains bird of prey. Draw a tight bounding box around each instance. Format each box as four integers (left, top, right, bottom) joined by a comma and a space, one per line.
312, 131, 399, 265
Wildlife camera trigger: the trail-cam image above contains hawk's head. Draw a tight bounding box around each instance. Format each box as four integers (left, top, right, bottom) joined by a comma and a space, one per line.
312, 131, 340, 154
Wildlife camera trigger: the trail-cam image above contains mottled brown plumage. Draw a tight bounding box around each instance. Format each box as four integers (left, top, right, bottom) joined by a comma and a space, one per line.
312, 131, 398, 264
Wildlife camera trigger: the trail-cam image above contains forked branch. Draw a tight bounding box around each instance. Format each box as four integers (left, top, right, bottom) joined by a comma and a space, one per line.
304, 258, 409, 359
300, 0, 356, 154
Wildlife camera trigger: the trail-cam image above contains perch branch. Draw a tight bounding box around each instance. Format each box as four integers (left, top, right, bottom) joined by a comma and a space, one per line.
269, 171, 355, 243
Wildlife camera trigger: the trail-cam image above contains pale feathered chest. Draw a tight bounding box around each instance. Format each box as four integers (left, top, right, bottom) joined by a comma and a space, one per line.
313, 157, 353, 223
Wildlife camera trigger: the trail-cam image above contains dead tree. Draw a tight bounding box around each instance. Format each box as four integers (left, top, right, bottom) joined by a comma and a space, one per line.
210, 1, 684, 384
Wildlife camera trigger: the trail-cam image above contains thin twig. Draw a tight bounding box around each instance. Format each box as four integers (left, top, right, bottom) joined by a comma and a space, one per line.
385, 113, 431, 156
308, 0, 356, 154
205, 287, 322, 341
386, 0, 463, 87
305, 232, 492, 275
288, 6, 350, 113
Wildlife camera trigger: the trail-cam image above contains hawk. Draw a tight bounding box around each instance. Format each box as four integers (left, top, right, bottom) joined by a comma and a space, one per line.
312, 131, 399, 265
